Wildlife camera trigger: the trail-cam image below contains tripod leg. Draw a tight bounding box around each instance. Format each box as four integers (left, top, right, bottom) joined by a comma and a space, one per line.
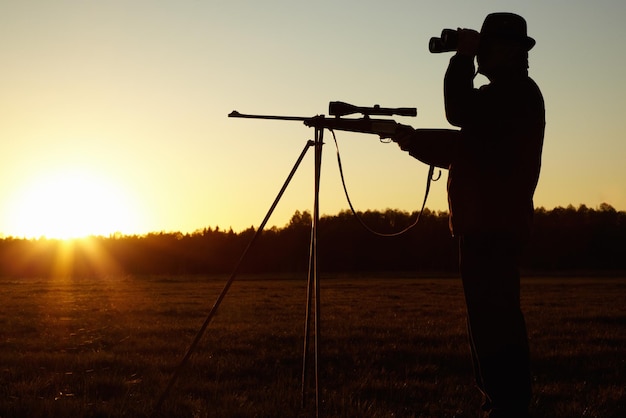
313, 127, 323, 418
301, 225, 314, 407
301, 127, 324, 417
154, 139, 315, 414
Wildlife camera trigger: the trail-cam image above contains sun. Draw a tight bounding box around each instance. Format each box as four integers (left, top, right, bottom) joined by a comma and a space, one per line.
6, 168, 142, 239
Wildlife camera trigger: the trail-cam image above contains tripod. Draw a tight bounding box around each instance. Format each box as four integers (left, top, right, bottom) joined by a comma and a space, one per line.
155, 101, 422, 417
154, 123, 327, 417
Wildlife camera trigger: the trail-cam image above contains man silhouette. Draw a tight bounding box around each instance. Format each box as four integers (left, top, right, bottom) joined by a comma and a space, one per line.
393, 13, 545, 418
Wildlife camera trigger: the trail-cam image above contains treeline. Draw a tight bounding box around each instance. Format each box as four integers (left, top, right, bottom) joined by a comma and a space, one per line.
0, 204, 624, 278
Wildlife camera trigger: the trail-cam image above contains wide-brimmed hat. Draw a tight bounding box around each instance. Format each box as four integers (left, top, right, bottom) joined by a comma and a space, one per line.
480, 12, 535, 50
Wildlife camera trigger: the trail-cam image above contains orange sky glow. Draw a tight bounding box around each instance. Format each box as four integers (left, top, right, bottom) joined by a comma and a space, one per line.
1, 1, 625, 239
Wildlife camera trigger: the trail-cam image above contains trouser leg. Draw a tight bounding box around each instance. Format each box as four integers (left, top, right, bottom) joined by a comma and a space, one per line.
459, 233, 531, 417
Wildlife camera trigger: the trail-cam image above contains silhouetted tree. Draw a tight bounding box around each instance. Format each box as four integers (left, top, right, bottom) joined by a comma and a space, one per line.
0, 204, 624, 277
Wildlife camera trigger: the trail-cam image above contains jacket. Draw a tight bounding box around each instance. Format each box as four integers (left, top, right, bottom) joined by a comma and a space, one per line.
444, 54, 545, 237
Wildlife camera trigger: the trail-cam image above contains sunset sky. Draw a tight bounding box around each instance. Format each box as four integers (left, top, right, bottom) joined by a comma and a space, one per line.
1, 1, 624, 238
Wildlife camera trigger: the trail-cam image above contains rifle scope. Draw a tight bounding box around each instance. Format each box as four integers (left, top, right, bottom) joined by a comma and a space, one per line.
329, 101, 417, 117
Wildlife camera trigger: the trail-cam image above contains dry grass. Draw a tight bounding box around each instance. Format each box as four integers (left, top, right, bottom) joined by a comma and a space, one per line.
0, 274, 624, 417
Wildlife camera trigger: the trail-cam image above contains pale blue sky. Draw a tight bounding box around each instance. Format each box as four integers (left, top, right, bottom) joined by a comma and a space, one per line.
0, 1, 624, 237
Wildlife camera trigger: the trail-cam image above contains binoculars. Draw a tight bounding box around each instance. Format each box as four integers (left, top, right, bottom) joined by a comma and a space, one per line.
429, 29, 459, 53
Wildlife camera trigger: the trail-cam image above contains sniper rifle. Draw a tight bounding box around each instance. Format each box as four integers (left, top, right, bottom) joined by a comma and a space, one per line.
228, 101, 417, 140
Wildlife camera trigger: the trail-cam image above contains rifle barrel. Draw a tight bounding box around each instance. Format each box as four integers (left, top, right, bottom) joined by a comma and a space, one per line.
228, 110, 309, 122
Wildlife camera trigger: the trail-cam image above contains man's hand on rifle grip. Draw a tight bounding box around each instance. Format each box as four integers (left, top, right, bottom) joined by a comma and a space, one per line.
391, 124, 416, 151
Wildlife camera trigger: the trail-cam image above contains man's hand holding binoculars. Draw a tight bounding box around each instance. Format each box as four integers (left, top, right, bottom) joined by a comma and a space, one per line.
456, 28, 480, 57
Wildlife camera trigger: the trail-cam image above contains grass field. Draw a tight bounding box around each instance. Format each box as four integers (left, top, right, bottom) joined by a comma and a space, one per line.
0, 274, 624, 417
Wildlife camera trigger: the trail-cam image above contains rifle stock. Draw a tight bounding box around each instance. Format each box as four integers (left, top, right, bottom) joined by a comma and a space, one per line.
304, 116, 398, 139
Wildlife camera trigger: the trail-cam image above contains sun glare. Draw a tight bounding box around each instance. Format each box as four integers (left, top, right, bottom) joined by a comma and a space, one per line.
6, 169, 141, 239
